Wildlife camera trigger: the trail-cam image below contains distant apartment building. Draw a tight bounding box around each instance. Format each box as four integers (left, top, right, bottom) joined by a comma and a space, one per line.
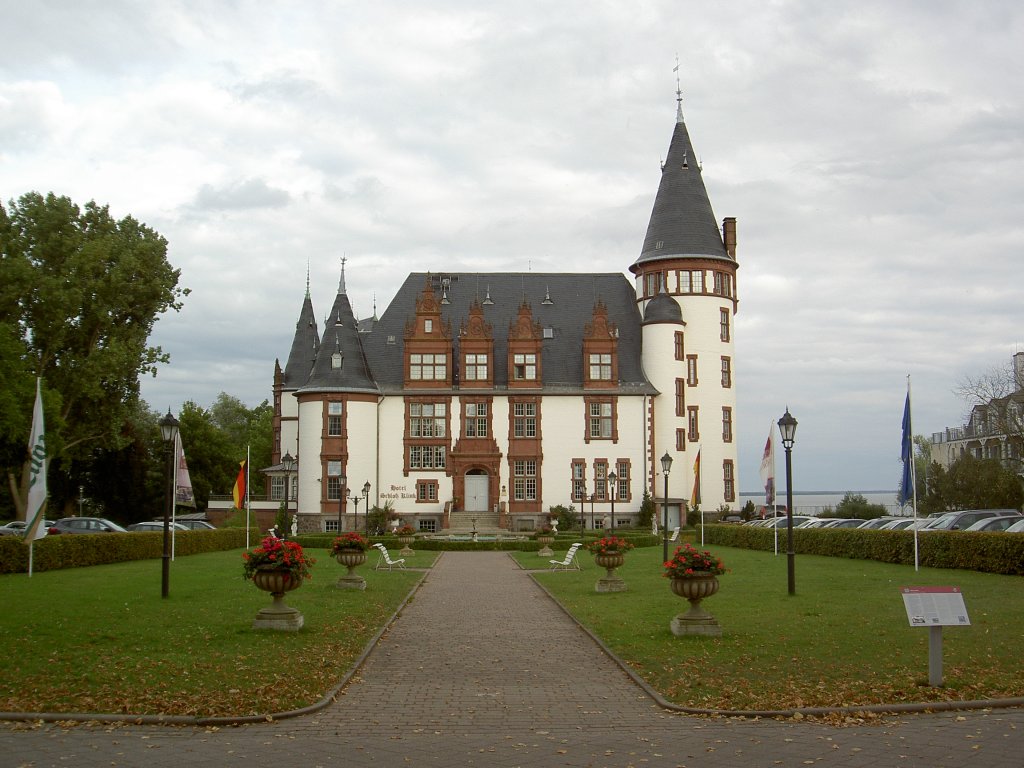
930, 352, 1024, 472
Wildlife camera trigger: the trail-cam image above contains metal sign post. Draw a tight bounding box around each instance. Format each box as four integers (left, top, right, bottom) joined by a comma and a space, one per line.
900, 586, 970, 687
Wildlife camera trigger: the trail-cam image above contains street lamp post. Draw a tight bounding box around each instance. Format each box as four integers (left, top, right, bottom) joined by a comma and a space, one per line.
337, 474, 347, 533
778, 408, 798, 596
608, 470, 617, 530
589, 493, 595, 531
362, 481, 371, 535
351, 493, 361, 532
580, 483, 586, 538
159, 410, 179, 599
282, 451, 295, 537
661, 451, 673, 563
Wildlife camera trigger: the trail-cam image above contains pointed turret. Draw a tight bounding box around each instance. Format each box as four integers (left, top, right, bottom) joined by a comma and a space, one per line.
282, 293, 320, 389
299, 263, 377, 393
632, 95, 731, 271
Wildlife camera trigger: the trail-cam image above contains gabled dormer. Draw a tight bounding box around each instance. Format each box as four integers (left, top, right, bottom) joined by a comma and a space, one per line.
403, 275, 452, 388
507, 300, 542, 388
583, 299, 618, 389
458, 298, 494, 388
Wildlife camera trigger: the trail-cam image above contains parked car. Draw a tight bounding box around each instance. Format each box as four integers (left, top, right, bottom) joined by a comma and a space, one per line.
857, 517, 901, 530
821, 518, 865, 529
880, 518, 920, 530
127, 521, 190, 532
0, 519, 55, 535
1005, 519, 1024, 533
795, 518, 828, 528
963, 515, 1023, 532
48, 517, 128, 534
764, 516, 814, 528
176, 519, 216, 530
925, 509, 1018, 531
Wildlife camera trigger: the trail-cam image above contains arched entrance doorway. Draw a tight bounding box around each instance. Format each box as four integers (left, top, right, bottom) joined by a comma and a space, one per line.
464, 469, 490, 513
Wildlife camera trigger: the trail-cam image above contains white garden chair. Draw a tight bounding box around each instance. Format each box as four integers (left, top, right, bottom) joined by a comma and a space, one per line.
372, 542, 406, 571
549, 542, 583, 571
669, 527, 680, 542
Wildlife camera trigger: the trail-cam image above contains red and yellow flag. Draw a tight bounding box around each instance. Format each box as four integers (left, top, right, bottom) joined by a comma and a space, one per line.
232, 460, 247, 509
690, 448, 701, 506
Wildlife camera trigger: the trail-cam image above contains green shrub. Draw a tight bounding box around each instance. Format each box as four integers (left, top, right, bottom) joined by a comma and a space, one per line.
0, 528, 255, 574
703, 523, 1024, 575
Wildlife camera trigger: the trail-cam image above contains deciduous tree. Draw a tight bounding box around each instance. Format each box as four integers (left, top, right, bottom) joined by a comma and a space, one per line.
0, 192, 187, 514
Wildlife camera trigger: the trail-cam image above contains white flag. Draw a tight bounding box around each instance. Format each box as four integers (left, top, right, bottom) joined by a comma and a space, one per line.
759, 423, 775, 507
174, 432, 196, 508
24, 378, 48, 541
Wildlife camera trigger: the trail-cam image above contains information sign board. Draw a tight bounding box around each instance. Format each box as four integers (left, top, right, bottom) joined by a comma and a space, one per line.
900, 586, 970, 627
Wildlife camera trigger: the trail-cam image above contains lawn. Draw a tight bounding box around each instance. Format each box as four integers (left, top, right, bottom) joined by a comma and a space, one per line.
0, 547, 433, 718
2, 543, 1021, 718
519, 544, 1024, 711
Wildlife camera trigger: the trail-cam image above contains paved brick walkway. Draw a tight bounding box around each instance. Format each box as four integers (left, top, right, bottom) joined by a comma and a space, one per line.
3, 551, 1023, 767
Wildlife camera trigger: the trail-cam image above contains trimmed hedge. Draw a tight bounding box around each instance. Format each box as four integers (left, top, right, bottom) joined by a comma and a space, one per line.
0, 529, 667, 574
702, 524, 1024, 575
295, 532, 662, 553
0, 528, 256, 575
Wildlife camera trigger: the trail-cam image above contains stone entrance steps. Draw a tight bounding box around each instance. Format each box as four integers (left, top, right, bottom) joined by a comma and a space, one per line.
448, 510, 502, 533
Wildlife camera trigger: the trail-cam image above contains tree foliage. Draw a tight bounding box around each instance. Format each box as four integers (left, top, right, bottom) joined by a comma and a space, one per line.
171, 394, 274, 513
0, 192, 187, 513
637, 489, 655, 528
920, 454, 1023, 513
833, 492, 888, 520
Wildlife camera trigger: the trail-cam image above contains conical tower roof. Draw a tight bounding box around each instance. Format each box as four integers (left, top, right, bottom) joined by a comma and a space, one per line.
632, 98, 730, 271
282, 292, 320, 389
298, 265, 378, 394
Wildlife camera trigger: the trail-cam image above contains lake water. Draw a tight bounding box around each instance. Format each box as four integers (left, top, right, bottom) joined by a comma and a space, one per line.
738, 491, 901, 516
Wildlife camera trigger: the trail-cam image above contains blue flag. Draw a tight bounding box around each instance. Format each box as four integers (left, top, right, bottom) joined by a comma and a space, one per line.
898, 392, 913, 505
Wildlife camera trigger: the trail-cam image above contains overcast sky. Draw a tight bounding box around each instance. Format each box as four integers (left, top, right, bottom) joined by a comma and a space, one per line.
3, 1, 1022, 494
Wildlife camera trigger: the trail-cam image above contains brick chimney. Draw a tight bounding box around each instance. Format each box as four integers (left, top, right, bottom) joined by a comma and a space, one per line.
722, 217, 737, 258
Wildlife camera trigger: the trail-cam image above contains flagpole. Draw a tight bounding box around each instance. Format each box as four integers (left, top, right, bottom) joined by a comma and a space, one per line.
772, 422, 779, 556
24, 377, 49, 578
908, 376, 919, 572
245, 445, 251, 550
695, 446, 704, 547
171, 432, 179, 562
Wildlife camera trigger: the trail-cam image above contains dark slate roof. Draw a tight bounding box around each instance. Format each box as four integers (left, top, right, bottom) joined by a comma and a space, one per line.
632, 107, 731, 270
642, 287, 683, 325
360, 272, 656, 394
296, 290, 379, 395
282, 294, 320, 389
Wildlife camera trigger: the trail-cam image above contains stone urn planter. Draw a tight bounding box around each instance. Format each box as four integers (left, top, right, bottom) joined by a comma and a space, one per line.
664, 543, 726, 637
334, 549, 368, 590
243, 536, 313, 632
397, 535, 415, 556
669, 573, 721, 636
586, 536, 635, 592
251, 567, 305, 631
593, 551, 627, 592
331, 534, 370, 589
535, 535, 554, 557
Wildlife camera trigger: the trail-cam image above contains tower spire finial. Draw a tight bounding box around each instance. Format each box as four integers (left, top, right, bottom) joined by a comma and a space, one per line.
673, 54, 683, 123
306, 259, 311, 298
339, 254, 347, 294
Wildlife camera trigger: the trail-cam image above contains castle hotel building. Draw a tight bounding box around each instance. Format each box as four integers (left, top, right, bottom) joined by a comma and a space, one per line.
270, 98, 740, 533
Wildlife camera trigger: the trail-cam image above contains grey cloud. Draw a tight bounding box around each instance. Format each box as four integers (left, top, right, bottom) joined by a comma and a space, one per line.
192, 178, 291, 211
